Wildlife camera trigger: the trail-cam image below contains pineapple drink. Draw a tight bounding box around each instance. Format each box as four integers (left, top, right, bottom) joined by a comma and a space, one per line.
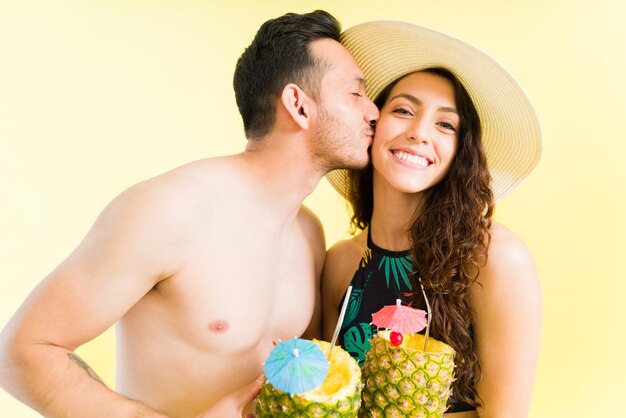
257, 340, 363, 417
360, 331, 455, 418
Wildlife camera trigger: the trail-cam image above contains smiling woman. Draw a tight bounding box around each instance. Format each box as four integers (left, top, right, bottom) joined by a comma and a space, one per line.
322, 20, 542, 417
371, 71, 460, 195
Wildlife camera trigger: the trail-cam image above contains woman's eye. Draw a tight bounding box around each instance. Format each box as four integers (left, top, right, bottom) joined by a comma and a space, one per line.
352, 92, 363, 97
439, 122, 457, 132
392, 108, 412, 116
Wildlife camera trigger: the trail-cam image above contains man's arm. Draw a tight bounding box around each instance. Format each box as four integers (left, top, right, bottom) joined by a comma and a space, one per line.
298, 205, 326, 341
0, 181, 183, 418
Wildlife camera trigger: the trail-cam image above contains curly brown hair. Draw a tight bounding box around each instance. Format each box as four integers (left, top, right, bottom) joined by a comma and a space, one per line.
346, 68, 494, 407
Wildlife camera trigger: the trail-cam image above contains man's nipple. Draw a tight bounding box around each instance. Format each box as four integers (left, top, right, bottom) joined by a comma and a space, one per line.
209, 320, 229, 333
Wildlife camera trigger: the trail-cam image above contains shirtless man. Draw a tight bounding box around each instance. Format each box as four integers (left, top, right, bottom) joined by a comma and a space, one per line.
0, 10, 378, 418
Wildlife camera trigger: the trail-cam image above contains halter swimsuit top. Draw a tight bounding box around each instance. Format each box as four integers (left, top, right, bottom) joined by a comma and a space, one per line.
337, 231, 414, 366
336, 230, 476, 413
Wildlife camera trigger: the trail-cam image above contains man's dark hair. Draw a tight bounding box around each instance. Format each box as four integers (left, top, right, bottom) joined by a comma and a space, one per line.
233, 10, 341, 139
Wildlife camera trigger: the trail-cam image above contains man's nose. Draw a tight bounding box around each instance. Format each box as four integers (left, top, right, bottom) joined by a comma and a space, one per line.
365, 101, 380, 126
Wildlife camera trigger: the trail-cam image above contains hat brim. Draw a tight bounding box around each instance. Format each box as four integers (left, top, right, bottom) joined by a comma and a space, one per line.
327, 20, 542, 201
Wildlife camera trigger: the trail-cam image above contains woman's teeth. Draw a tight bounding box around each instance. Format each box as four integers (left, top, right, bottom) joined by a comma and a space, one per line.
393, 150, 429, 167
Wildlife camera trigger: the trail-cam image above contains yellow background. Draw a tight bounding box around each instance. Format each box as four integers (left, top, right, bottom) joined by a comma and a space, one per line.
1, 0, 624, 416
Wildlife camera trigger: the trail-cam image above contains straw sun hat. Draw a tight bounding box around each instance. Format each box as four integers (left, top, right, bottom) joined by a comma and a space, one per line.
326, 20, 542, 201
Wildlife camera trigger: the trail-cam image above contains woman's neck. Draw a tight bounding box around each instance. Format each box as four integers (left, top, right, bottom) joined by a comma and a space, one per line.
370, 177, 426, 252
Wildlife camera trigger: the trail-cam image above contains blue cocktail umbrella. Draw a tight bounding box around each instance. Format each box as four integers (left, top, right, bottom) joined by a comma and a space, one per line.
263, 338, 329, 395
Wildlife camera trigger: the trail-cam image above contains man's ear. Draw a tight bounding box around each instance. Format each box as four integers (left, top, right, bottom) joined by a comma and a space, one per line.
280, 83, 314, 130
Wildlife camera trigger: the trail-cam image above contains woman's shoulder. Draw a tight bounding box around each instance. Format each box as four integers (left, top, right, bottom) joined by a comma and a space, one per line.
323, 232, 367, 285
474, 221, 540, 296
470, 221, 542, 332
322, 232, 368, 316
326, 231, 368, 266
486, 221, 535, 270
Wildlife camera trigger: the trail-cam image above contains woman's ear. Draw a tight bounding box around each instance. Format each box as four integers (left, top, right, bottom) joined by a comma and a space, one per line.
280, 83, 314, 130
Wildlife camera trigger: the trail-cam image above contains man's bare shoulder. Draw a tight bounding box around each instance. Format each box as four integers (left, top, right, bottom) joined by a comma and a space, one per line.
119, 156, 240, 212
93, 157, 240, 245
108, 167, 198, 225
296, 205, 325, 245
149, 156, 240, 194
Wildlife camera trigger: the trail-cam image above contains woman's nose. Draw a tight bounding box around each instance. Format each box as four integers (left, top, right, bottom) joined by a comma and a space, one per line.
406, 119, 431, 144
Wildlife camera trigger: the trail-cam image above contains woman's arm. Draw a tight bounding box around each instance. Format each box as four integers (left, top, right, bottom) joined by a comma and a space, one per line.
470, 222, 542, 418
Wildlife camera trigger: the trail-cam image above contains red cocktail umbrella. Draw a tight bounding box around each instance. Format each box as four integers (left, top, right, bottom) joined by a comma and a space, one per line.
371, 299, 427, 334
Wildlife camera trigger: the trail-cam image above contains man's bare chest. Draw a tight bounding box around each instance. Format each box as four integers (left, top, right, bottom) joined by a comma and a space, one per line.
148, 234, 317, 352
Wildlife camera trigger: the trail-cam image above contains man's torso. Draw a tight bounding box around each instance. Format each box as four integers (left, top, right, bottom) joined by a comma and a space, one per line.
114, 158, 321, 417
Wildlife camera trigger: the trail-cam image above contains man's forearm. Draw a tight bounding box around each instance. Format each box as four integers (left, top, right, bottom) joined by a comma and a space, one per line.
0, 342, 170, 418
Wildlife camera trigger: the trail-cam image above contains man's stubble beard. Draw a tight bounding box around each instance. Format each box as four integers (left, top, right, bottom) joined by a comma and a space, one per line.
312, 104, 370, 174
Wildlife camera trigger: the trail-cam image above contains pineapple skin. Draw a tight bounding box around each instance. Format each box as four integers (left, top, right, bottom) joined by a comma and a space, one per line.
256, 340, 363, 417
256, 382, 363, 418
359, 334, 455, 418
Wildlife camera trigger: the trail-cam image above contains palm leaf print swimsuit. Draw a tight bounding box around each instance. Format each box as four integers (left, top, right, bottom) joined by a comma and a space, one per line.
337, 231, 414, 366
336, 230, 476, 413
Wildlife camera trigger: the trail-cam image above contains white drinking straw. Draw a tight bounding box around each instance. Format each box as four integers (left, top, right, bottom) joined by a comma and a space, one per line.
418, 279, 432, 351
328, 285, 352, 359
